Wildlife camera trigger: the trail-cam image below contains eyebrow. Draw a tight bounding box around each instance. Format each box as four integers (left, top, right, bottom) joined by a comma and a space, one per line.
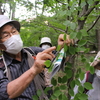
1, 26, 17, 35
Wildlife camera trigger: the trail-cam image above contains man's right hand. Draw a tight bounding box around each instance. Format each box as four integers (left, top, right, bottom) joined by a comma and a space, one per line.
31, 46, 56, 75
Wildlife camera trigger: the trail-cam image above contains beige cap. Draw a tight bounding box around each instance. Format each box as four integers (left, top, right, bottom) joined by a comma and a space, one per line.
40, 37, 52, 47
0, 15, 20, 32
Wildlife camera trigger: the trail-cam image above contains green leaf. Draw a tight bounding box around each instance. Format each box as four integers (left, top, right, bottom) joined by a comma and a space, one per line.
48, 64, 53, 72
80, 29, 88, 36
50, 94, 56, 100
77, 68, 82, 74
64, 45, 68, 53
84, 48, 90, 53
89, 67, 95, 74
78, 40, 87, 46
78, 93, 88, 100
57, 45, 61, 51
70, 80, 75, 89
81, 57, 86, 62
84, 82, 93, 90
58, 77, 62, 83
90, 57, 95, 63
62, 76, 68, 83
76, 47, 86, 52
75, 79, 81, 86
85, 62, 91, 71
61, 94, 68, 100
44, 60, 51, 67
69, 46, 76, 55
74, 93, 81, 100
58, 94, 62, 100
59, 85, 67, 90
66, 10, 71, 16
78, 86, 84, 93
37, 90, 42, 96
63, 20, 70, 26
65, 62, 72, 68
87, 0, 94, 5
80, 1, 86, 8
32, 95, 38, 100
79, 72, 85, 81
53, 87, 61, 97
59, 10, 66, 17
66, 69, 73, 79
76, 32, 82, 40
75, 73, 79, 79
70, 22, 76, 30
70, 32, 77, 39
51, 78, 57, 86
69, 89, 74, 96
44, 87, 52, 95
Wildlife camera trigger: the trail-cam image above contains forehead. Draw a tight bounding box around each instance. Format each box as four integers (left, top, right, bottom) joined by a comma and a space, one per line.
0, 24, 15, 34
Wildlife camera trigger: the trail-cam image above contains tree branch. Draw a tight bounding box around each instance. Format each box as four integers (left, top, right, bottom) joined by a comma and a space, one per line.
79, 1, 89, 17
77, 0, 81, 16
84, 1, 99, 17
47, 23, 66, 33
65, 0, 70, 33
55, 0, 66, 5
87, 15, 100, 32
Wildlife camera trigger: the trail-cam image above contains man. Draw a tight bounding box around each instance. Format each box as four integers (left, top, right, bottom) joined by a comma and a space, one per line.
0, 15, 73, 100
39, 37, 53, 86
39, 37, 52, 50
39, 37, 53, 98
0, 15, 56, 100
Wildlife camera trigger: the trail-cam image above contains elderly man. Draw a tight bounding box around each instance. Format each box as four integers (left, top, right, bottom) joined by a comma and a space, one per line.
0, 15, 73, 100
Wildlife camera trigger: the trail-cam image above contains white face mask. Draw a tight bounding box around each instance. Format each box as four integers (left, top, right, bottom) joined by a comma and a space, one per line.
41, 44, 51, 49
2, 34, 23, 54
95, 69, 100, 79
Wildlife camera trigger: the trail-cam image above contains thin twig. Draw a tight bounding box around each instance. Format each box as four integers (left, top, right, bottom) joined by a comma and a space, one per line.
87, 15, 100, 32
47, 23, 66, 33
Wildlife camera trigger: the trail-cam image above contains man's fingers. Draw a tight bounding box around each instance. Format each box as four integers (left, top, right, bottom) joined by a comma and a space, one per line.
42, 46, 56, 53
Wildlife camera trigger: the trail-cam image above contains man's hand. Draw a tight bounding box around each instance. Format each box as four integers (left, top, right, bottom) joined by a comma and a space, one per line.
58, 34, 74, 49
32, 46, 56, 75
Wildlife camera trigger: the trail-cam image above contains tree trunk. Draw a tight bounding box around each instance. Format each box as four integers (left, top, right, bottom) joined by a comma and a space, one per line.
9, 2, 16, 19
0, 3, 4, 15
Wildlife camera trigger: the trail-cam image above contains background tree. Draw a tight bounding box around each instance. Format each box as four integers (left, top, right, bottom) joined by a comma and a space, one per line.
36, 0, 100, 100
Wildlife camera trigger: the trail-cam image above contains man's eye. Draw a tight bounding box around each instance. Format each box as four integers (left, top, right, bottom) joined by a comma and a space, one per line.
3, 34, 9, 38
12, 31, 16, 33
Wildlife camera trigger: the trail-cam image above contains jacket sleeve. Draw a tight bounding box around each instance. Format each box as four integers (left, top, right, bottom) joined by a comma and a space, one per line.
29, 47, 44, 55
0, 69, 9, 100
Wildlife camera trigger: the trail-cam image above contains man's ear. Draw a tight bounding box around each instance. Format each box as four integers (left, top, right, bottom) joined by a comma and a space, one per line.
0, 44, 6, 50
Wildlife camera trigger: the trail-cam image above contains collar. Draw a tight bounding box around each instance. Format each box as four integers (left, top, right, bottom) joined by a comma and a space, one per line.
2, 49, 27, 67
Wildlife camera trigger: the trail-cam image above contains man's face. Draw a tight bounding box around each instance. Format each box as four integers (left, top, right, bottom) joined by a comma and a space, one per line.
0, 24, 19, 50
41, 43, 51, 50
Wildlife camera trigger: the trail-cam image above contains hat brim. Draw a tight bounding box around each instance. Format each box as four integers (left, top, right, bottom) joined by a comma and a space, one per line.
0, 20, 20, 32
40, 42, 52, 47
